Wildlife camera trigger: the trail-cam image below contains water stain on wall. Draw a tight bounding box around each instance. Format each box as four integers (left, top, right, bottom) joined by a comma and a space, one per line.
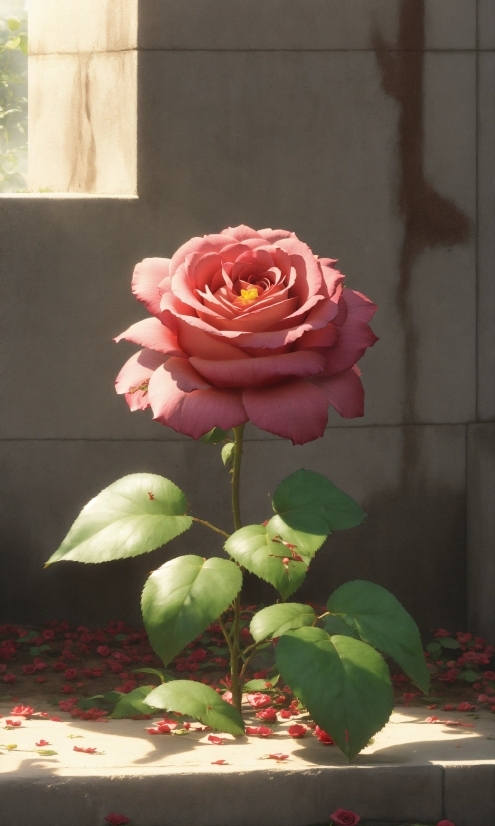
374, 0, 471, 426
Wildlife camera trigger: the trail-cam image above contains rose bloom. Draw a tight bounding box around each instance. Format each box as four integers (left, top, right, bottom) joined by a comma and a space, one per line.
115, 225, 377, 445
330, 808, 360, 826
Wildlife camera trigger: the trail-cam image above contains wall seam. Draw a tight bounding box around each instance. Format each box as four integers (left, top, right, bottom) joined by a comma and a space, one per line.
29, 48, 486, 56
475, 0, 480, 422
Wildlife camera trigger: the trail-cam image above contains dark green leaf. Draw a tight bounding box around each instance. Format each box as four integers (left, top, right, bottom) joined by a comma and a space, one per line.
142, 555, 242, 666
17, 631, 38, 643
323, 615, 360, 639
426, 642, 442, 653
225, 525, 308, 600
267, 469, 365, 557
327, 580, 429, 693
131, 667, 174, 683
79, 691, 122, 711
114, 634, 128, 641
460, 670, 479, 683
111, 686, 154, 719
439, 637, 461, 649
46, 474, 192, 565
275, 627, 393, 759
145, 680, 244, 735
201, 428, 230, 444
221, 442, 235, 466
250, 603, 316, 642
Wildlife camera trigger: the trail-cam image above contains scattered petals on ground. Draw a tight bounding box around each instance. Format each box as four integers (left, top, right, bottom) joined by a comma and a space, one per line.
207, 734, 224, 744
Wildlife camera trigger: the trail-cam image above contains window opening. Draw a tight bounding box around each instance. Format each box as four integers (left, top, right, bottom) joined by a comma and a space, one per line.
0, 0, 27, 192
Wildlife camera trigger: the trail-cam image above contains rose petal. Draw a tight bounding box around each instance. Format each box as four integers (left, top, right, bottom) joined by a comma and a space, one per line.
149, 361, 247, 438
294, 324, 339, 350
243, 380, 329, 444
322, 290, 378, 376
311, 367, 365, 418
191, 350, 325, 389
258, 228, 296, 243
203, 297, 299, 334
114, 319, 185, 356
220, 224, 267, 242
169, 234, 238, 279
132, 258, 170, 316
177, 320, 251, 361
115, 349, 168, 410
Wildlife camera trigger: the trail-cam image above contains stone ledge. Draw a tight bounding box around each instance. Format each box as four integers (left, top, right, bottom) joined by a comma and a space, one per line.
1, 709, 494, 826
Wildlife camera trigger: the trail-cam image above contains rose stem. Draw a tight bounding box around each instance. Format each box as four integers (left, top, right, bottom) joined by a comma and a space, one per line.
230, 424, 245, 714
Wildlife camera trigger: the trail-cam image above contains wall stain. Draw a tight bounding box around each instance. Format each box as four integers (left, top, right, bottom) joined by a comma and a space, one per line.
373, 0, 471, 482
68, 55, 97, 193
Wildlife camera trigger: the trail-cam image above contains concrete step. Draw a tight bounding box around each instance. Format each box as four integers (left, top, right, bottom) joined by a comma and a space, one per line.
1, 708, 494, 826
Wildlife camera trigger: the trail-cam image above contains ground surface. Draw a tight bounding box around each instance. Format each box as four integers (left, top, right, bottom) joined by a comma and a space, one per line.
1, 617, 494, 718
1, 708, 495, 826
1, 618, 495, 826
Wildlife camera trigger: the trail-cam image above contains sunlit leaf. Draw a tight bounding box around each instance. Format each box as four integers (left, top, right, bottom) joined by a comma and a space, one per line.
46, 474, 192, 565
276, 627, 393, 759
142, 555, 242, 666
250, 603, 316, 642
146, 680, 244, 735
225, 525, 308, 600
327, 580, 430, 693
267, 469, 365, 557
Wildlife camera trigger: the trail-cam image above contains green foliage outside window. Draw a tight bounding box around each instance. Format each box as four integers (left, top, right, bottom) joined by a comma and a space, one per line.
0, 3, 27, 193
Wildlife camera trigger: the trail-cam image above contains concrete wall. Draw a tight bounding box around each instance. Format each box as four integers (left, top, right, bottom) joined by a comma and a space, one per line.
0, 0, 493, 636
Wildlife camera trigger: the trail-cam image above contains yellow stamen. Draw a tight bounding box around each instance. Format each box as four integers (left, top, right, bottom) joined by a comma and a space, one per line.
238, 287, 259, 305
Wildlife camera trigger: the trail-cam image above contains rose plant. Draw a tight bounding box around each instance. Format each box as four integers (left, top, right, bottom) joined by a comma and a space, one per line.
46, 225, 429, 759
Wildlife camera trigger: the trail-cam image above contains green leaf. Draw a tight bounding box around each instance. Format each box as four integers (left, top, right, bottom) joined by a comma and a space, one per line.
18, 34, 28, 56
36, 749, 58, 756
267, 469, 365, 557
225, 525, 308, 600
145, 680, 244, 735
5, 37, 21, 50
243, 679, 272, 691
114, 634, 128, 641
426, 642, 442, 653
275, 627, 393, 759
243, 674, 279, 690
131, 667, 174, 683
439, 637, 461, 649
110, 686, 154, 719
323, 615, 360, 639
17, 631, 37, 643
460, 670, 479, 683
327, 580, 430, 694
79, 691, 122, 711
7, 18, 21, 31
221, 442, 235, 467
142, 555, 242, 666
45, 474, 192, 565
250, 603, 316, 642
201, 427, 230, 444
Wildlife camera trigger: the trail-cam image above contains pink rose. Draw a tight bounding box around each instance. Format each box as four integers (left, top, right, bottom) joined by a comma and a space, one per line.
115, 225, 377, 444
330, 809, 360, 826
